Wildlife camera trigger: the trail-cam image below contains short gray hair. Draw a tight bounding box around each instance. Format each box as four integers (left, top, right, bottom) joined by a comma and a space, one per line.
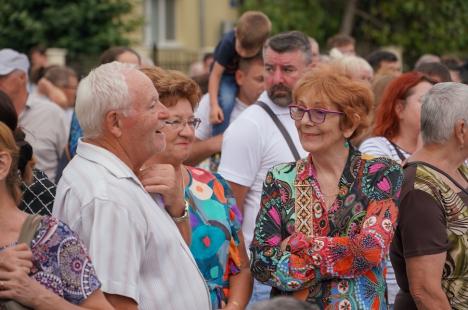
331, 55, 373, 77
264, 31, 312, 65
421, 82, 468, 144
75, 61, 134, 138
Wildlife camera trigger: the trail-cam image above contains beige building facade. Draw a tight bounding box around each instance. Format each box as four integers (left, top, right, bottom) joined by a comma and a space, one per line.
132, 0, 240, 72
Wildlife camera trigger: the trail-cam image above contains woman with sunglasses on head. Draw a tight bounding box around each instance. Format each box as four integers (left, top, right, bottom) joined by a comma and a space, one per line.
250, 66, 403, 309
139, 67, 252, 310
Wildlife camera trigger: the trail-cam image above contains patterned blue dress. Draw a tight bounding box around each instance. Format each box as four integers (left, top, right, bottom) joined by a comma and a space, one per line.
186, 166, 243, 309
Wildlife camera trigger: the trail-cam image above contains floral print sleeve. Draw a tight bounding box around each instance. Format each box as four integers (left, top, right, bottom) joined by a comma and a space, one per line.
250, 153, 403, 293
31, 216, 101, 304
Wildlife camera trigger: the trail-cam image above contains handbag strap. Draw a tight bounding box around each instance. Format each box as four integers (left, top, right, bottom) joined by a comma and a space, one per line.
0, 215, 42, 310
256, 101, 301, 161
17, 214, 43, 245
404, 161, 468, 195
388, 140, 407, 162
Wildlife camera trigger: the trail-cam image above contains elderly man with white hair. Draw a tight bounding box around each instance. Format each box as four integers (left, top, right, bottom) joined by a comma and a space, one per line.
390, 82, 468, 310
53, 62, 211, 310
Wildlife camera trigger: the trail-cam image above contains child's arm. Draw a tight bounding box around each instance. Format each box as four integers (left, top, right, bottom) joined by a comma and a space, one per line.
37, 78, 68, 108
208, 62, 226, 124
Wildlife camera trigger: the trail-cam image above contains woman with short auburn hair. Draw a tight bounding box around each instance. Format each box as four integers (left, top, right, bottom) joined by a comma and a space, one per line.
360, 72, 435, 163
139, 67, 252, 310
390, 82, 468, 310
250, 67, 403, 308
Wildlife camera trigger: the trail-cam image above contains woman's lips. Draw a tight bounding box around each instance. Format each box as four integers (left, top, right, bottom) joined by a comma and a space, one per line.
301, 132, 321, 137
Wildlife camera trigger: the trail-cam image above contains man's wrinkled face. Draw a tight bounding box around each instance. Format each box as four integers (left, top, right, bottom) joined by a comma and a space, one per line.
263, 48, 310, 107
118, 70, 168, 167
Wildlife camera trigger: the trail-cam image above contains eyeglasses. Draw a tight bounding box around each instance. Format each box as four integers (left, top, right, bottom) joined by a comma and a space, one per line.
164, 118, 202, 130
289, 105, 343, 124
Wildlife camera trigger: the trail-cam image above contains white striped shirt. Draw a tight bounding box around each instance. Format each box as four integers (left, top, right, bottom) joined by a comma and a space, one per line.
359, 136, 410, 164
53, 141, 211, 310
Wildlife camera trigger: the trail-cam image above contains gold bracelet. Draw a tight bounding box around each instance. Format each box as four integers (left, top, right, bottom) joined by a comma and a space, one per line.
230, 300, 241, 308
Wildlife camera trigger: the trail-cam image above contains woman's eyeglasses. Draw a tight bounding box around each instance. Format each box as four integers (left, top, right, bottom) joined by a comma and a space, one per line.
164, 118, 202, 130
289, 105, 343, 124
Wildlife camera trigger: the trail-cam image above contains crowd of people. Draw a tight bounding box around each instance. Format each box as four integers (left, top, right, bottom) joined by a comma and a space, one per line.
0, 9, 467, 310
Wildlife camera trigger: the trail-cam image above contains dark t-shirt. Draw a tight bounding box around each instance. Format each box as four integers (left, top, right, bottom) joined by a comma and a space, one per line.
213, 30, 240, 75
390, 164, 458, 309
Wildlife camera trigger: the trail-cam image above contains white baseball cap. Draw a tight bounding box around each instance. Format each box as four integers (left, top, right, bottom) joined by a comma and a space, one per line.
0, 49, 30, 75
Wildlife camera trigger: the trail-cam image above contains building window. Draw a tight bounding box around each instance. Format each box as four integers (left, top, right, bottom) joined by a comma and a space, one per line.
146, 0, 178, 47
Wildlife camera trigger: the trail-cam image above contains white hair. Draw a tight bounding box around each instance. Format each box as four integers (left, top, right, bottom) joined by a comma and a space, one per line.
75, 61, 135, 138
331, 55, 374, 78
414, 54, 440, 69
329, 47, 344, 59
421, 82, 468, 144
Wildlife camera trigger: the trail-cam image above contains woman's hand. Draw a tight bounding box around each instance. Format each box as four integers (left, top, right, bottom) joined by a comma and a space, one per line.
280, 236, 291, 251
0, 266, 50, 308
0, 243, 33, 274
139, 164, 186, 218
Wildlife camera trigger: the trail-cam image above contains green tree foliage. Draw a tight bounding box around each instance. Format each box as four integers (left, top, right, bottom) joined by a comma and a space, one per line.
241, 0, 328, 42
241, 0, 468, 65
358, 0, 468, 64
0, 0, 140, 59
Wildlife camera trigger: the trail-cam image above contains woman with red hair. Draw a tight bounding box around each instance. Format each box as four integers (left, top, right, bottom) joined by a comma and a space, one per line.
360, 72, 435, 163
359, 72, 434, 307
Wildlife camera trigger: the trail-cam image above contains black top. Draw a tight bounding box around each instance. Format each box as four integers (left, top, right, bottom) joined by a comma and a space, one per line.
213, 30, 240, 75
20, 169, 55, 215
390, 164, 468, 309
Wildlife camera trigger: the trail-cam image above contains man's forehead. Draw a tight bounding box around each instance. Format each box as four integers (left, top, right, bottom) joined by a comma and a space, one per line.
264, 48, 305, 65
128, 70, 157, 99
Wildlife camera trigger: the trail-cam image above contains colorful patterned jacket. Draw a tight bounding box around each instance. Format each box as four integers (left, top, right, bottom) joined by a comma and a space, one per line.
250, 148, 402, 309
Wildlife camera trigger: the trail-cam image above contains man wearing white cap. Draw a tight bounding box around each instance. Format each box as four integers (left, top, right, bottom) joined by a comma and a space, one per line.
0, 48, 67, 181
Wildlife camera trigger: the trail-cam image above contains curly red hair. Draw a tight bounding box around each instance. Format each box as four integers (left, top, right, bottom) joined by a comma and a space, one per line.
373, 71, 434, 139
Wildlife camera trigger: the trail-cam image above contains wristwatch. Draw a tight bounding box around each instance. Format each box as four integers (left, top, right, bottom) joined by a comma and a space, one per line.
172, 201, 189, 223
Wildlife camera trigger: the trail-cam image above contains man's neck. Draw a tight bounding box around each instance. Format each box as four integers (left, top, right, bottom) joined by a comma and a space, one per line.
85, 136, 139, 174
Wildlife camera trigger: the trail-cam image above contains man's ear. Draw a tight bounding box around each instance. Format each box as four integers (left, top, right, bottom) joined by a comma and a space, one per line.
235, 69, 244, 86
0, 151, 12, 181
105, 110, 123, 138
